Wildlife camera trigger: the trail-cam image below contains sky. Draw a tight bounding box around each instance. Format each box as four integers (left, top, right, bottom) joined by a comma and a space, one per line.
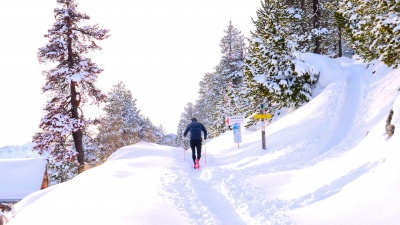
3, 53, 400, 224
0, 0, 261, 147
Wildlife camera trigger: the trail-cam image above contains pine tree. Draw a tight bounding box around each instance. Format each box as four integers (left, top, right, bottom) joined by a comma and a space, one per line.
194, 71, 223, 138
243, 0, 319, 111
198, 22, 248, 137
339, 0, 400, 68
97, 82, 141, 158
33, 0, 109, 176
208, 65, 228, 137
241, 47, 270, 127
288, 0, 343, 56
81, 130, 102, 168
138, 116, 158, 143
46, 139, 78, 185
218, 21, 247, 124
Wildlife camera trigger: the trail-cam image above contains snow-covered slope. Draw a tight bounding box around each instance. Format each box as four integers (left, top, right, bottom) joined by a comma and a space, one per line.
5, 55, 400, 225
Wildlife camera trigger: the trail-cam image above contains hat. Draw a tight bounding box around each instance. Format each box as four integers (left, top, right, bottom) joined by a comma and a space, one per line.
191, 117, 197, 122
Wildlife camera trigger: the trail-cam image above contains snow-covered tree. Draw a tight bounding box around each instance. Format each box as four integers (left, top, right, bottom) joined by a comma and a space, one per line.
196, 72, 219, 136
33, 0, 109, 175
46, 139, 78, 185
138, 116, 160, 143
196, 22, 247, 137
217, 21, 247, 126
243, 0, 319, 110
81, 130, 102, 168
97, 82, 173, 155
284, 0, 345, 57
97, 82, 141, 158
219, 21, 246, 86
339, 0, 400, 68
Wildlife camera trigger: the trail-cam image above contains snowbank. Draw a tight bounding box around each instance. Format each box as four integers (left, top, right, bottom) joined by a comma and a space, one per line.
0, 158, 47, 200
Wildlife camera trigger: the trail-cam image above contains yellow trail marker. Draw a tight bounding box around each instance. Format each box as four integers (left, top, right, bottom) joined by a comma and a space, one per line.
253, 114, 272, 119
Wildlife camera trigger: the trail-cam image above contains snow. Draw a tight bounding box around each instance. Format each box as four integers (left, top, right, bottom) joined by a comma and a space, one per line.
4, 54, 400, 224
0, 157, 47, 200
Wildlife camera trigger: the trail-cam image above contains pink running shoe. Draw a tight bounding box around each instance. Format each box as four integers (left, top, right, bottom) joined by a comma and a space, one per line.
195, 159, 200, 169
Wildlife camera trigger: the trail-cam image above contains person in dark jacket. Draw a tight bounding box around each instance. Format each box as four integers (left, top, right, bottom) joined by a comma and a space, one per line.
183, 117, 207, 168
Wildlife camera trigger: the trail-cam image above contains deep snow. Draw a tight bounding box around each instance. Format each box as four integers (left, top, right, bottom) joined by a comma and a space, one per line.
3, 54, 400, 224
0, 158, 47, 200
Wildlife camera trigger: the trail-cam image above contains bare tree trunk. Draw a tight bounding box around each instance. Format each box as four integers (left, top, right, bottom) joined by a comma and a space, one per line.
313, 0, 321, 54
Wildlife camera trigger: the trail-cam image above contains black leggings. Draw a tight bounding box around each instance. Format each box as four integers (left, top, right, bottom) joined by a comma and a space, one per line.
190, 139, 202, 163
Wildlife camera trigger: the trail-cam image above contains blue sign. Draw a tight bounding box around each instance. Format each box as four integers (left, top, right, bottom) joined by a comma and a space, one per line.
233, 123, 242, 143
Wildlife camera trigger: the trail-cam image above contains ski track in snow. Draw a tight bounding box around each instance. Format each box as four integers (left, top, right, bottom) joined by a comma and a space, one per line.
161, 150, 247, 225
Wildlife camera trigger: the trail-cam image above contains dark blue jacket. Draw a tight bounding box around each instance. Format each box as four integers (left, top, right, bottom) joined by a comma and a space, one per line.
184, 121, 207, 140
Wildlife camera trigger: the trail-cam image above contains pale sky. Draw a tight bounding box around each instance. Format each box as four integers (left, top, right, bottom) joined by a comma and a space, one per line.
0, 0, 260, 147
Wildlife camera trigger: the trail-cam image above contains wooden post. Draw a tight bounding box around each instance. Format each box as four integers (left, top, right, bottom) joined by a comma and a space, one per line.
260, 104, 266, 150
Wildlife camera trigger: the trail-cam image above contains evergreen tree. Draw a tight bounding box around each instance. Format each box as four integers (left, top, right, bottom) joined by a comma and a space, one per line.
200, 22, 247, 137
82, 130, 102, 168
46, 139, 78, 185
243, 0, 319, 111
218, 21, 247, 124
97, 82, 141, 159
339, 0, 400, 68
33, 0, 109, 176
219, 21, 246, 87
98, 81, 171, 151
208, 65, 228, 137
154, 125, 170, 145
192, 71, 221, 138
138, 116, 158, 143
285, 0, 347, 57
193, 97, 211, 130
241, 46, 270, 127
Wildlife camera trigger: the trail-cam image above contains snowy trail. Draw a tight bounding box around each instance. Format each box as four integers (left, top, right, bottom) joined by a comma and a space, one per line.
165, 149, 246, 225
164, 147, 296, 224
307, 60, 367, 161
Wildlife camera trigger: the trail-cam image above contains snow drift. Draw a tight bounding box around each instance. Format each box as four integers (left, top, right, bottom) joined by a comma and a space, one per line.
0, 157, 47, 200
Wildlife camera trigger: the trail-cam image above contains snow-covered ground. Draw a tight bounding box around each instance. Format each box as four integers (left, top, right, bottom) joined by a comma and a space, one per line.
3, 54, 400, 224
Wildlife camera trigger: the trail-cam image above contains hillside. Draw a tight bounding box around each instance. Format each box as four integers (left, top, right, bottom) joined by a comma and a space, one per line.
5, 54, 400, 225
